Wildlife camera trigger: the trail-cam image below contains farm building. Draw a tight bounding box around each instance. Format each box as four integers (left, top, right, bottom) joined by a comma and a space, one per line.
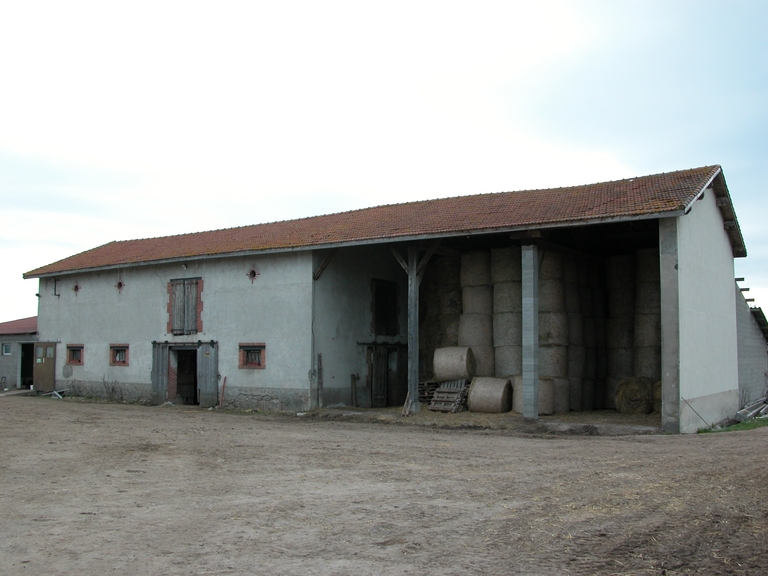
23, 165, 768, 432
0, 316, 38, 390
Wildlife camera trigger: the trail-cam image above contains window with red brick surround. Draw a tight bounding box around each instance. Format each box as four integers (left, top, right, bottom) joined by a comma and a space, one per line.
66, 344, 84, 365
109, 344, 129, 366
239, 343, 266, 369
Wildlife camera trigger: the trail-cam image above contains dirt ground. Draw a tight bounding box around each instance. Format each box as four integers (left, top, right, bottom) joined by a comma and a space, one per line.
1, 396, 766, 576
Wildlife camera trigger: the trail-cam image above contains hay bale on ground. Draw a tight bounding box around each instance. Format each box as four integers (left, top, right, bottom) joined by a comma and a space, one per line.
433, 347, 476, 382
615, 376, 654, 414
468, 377, 512, 413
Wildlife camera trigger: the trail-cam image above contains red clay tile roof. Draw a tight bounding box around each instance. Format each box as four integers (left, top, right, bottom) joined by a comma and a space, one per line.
0, 316, 37, 335
25, 165, 743, 278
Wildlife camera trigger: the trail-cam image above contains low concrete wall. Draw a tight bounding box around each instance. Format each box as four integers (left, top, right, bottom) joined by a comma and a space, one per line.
680, 388, 739, 433
62, 379, 153, 404
220, 385, 309, 412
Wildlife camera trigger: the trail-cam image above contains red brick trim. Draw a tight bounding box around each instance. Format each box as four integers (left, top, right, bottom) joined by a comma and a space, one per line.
109, 344, 129, 367
239, 343, 266, 369
66, 344, 84, 366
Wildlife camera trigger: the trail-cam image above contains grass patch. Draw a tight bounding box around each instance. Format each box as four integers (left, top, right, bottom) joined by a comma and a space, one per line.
701, 417, 768, 433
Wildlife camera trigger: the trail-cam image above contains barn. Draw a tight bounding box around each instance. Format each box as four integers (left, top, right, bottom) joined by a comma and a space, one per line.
23, 165, 767, 432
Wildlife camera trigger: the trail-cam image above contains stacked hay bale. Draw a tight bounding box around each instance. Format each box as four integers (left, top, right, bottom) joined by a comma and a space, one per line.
538, 252, 568, 415
564, 258, 584, 412
605, 255, 636, 409
459, 251, 494, 376
491, 247, 522, 379
591, 263, 609, 409
633, 248, 661, 381
419, 257, 461, 381
579, 263, 596, 410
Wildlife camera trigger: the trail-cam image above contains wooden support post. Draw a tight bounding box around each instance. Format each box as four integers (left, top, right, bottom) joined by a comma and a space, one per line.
407, 247, 421, 414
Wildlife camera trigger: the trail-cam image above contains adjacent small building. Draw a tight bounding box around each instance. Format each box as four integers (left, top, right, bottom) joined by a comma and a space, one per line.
23, 165, 766, 432
0, 316, 38, 390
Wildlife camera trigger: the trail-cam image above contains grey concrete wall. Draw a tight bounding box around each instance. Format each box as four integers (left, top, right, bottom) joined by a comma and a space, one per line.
36, 252, 314, 408
735, 285, 768, 406
312, 245, 407, 407
0, 335, 36, 388
676, 187, 739, 432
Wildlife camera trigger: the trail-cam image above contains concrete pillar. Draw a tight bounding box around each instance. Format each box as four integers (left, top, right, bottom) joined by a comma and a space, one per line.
659, 218, 680, 433
521, 244, 539, 419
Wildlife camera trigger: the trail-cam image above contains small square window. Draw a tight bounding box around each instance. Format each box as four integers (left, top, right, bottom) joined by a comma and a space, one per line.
67, 345, 84, 366
110, 345, 129, 366
1, 343, 11, 355
239, 343, 266, 369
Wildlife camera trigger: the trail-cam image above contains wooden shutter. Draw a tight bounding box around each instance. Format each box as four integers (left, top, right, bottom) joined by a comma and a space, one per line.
184, 279, 198, 335
171, 280, 186, 335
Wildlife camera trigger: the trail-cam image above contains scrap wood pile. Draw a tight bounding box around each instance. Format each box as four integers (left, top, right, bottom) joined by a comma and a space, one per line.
736, 394, 768, 422
427, 379, 469, 413
418, 381, 440, 404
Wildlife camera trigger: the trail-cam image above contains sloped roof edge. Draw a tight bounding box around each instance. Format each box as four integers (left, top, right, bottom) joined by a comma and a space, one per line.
24, 165, 744, 278
0, 316, 37, 336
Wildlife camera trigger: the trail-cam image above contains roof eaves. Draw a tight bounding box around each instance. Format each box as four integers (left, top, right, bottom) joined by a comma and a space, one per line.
710, 170, 747, 258
24, 208, 685, 278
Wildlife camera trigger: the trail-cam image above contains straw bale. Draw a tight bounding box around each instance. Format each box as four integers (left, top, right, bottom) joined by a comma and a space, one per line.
606, 318, 634, 349
433, 347, 476, 382
554, 377, 570, 413
460, 251, 491, 287
614, 376, 654, 414
493, 312, 523, 347
540, 345, 568, 378
462, 285, 493, 315
490, 246, 522, 283
458, 313, 493, 347
539, 312, 569, 346
494, 345, 522, 378
493, 281, 522, 313
569, 377, 583, 412
468, 377, 511, 413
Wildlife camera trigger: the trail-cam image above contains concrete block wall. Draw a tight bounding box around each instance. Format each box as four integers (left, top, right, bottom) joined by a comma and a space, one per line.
735, 285, 768, 406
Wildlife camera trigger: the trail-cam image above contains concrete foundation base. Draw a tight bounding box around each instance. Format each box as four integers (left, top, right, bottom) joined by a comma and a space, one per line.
680, 388, 739, 433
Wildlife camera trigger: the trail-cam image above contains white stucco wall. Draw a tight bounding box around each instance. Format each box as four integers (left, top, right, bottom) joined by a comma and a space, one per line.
36, 251, 314, 405
735, 285, 768, 405
676, 187, 739, 432
312, 245, 407, 406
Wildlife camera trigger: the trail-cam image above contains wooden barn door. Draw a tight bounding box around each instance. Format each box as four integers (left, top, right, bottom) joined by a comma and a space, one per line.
32, 343, 56, 393
197, 341, 219, 408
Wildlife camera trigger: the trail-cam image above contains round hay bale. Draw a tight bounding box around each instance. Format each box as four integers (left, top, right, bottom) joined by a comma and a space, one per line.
653, 380, 662, 413
471, 345, 495, 377
539, 345, 568, 378
634, 313, 661, 347
493, 312, 522, 347
433, 347, 476, 382
494, 345, 522, 377
512, 376, 554, 415
569, 377, 583, 411
539, 252, 563, 280
594, 318, 607, 349
615, 376, 654, 414
539, 378, 555, 415
539, 279, 566, 312
608, 347, 634, 378
468, 377, 512, 413
605, 255, 636, 290
490, 246, 522, 283
582, 318, 596, 347
579, 286, 594, 317
568, 345, 586, 377
584, 347, 597, 378
565, 283, 581, 313
568, 313, 583, 345
636, 248, 660, 282
633, 346, 661, 381
593, 379, 606, 410
463, 285, 493, 315
597, 352, 608, 379
606, 318, 634, 349
554, 377, 570, 413
592, 289, 607, 319
458, 314, 493, 347
539, 312, 569, 346
563, 259, 578, 285
493, 281, 522, 313
604, 377, 620, 409
460, 251, 491, 287
608, 288, 636, 319
438, 291, 462, 315
582, 378, 595, 411
635, 282, 661, 314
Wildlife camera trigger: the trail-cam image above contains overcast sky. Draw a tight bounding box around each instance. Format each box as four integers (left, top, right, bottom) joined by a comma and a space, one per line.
1, 0, 767, 323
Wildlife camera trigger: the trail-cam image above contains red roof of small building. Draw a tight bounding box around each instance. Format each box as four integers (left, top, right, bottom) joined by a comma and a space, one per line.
0, 316, 37, 335
24, 165, 744, 278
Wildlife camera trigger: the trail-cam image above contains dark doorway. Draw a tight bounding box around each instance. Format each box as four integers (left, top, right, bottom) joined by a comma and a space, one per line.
177, 349, 198, 405
366, 344, 407, 407
21, 344, 34, 388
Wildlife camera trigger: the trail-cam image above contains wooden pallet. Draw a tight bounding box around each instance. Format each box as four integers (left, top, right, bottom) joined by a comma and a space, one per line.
428, 379, 469, 413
